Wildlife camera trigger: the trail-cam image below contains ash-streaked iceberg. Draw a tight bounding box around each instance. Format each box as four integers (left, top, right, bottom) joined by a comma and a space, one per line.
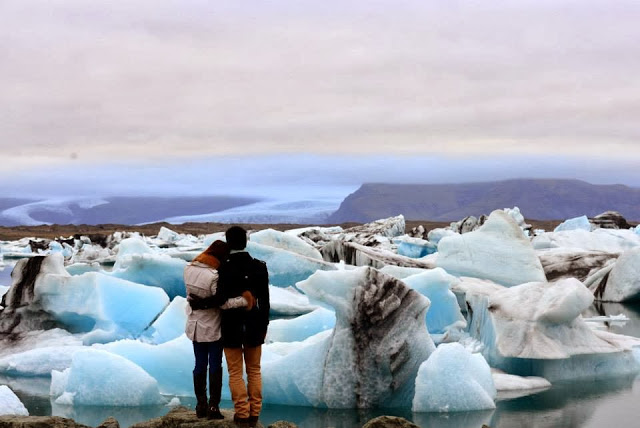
263, 267, 435, 408
437, 210, 546, 287
464, 277, 640, 381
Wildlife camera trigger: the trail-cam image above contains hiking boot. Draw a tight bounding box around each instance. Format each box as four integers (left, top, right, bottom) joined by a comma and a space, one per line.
208, 367, 224, 419
248, 415, 259, 427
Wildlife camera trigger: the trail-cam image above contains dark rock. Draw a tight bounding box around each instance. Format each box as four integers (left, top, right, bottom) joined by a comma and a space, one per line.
361, 415, 420, 428
129, 406, 265, 428
267, 422, 298, 428
96, 417, 120, 428
590, 211, 632, 229
0, 415, 91, 428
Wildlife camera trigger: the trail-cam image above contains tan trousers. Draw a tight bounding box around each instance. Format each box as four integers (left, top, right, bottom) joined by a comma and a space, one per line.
224, 346, 262, 418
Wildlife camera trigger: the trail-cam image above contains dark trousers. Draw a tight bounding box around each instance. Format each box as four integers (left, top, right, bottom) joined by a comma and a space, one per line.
193, 340, 223, 375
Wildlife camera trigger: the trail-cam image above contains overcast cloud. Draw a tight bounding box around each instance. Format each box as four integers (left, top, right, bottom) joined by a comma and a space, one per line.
1, 0, 639, 193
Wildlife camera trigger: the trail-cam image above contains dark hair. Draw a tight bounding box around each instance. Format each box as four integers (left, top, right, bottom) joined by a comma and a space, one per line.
203, 240, 230, 260
225, 226, 247, 250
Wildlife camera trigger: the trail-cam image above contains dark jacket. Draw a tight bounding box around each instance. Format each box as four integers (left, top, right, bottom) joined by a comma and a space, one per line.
218, 251, 269, 348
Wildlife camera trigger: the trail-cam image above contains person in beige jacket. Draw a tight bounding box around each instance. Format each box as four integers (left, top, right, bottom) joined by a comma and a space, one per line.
184, 240, 254, 419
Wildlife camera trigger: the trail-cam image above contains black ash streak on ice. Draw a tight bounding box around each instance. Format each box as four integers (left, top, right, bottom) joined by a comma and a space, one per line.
350, 269, 423, 408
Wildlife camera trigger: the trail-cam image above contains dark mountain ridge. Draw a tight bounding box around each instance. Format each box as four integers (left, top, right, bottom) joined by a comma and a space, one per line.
327, 179, 640, 223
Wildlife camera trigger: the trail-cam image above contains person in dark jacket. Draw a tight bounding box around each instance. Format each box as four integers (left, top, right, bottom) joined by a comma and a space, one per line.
219, 226, 269, 427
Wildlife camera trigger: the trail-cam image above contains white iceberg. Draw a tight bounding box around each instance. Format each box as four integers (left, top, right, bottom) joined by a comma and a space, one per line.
0, 385, 29, 416
266, 307, 335, 343
50, 349, 165, 406
554, 215, 593, 232
269, 285, 318, 316
437, 210, 546, 287
412, 343, 496, 412
250, 229, 323, 260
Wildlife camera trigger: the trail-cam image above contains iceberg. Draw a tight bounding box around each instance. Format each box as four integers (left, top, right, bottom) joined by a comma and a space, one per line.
0, 385, 29, 416
437, 210, 546, 287
491, 369, 551, 394
266, 307, 335, 343
246, 241, 336, 288
402, 269, 466, 334
50, 349, 165, 406
427, 228, 457, 245
464, 278, 640, 380
322, 241, 435, 270
141, 297, 187, 344
269, 285, 318, 316
263, 267, 435, 408
532, 229, 640, 252
379, 265, 429, 279
250, 229, 323, 260
594, 247, 640, 302
393, 236, 437, 259
554, 215, 593, 232
110, 238, 187, 299
26, 254, 170, 343
96, 335, 195, 397
412, 343, 496, 412
0, 345, 84, 377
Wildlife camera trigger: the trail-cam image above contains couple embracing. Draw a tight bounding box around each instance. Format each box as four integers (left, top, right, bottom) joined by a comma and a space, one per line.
184, 226, 269, 427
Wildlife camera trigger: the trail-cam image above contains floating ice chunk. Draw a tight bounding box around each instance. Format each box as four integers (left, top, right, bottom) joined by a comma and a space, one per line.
532, 229, 640, 252
491, 369, 551, 392
437, 210, 546, 287
269, 286, 318, 316
0, 329, 82, 359
110, 252, 187, 299
247, 241, 336, 288
538, 248, 618, 283
157, 227, 181, 243
265, 329, 333, 357
65, 262, 101, 276
393, 236, 437, 259
48, 241, 74, 259
203, 232, 225, 247
114, 237, 153, 258
636, 225, 640, 235
166, 397, 181, 407
265, 267, 435, 408
250, 229, 323, 260
0, 345, 84, 377
554, 215, 593, 232
266, 308, 335, 343
465, 278, 640, 380
403, 268, 465, 334
503, 207, 531, 232
412, 343, 496, 412
595, 247, 640, 302
427, 228, 457, 245
97, 335, 194, 396
0, 385, 29, 416
50, 349, 164, 406
142, 297, 187, 344
34, 255, 170, 343
379, 266, 428, 279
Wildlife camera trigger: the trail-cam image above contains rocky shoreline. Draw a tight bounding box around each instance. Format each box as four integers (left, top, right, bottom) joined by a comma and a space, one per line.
0, 406, 425, 428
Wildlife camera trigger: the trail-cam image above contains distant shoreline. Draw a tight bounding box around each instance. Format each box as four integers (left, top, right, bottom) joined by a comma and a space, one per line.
0, 219, 564, 241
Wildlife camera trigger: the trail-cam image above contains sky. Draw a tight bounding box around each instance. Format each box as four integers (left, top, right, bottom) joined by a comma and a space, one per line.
1, 0, 639, 199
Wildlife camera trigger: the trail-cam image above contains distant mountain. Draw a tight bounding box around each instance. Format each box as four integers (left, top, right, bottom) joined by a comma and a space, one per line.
327, 179, 640, 223
0, 196, 260, 226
